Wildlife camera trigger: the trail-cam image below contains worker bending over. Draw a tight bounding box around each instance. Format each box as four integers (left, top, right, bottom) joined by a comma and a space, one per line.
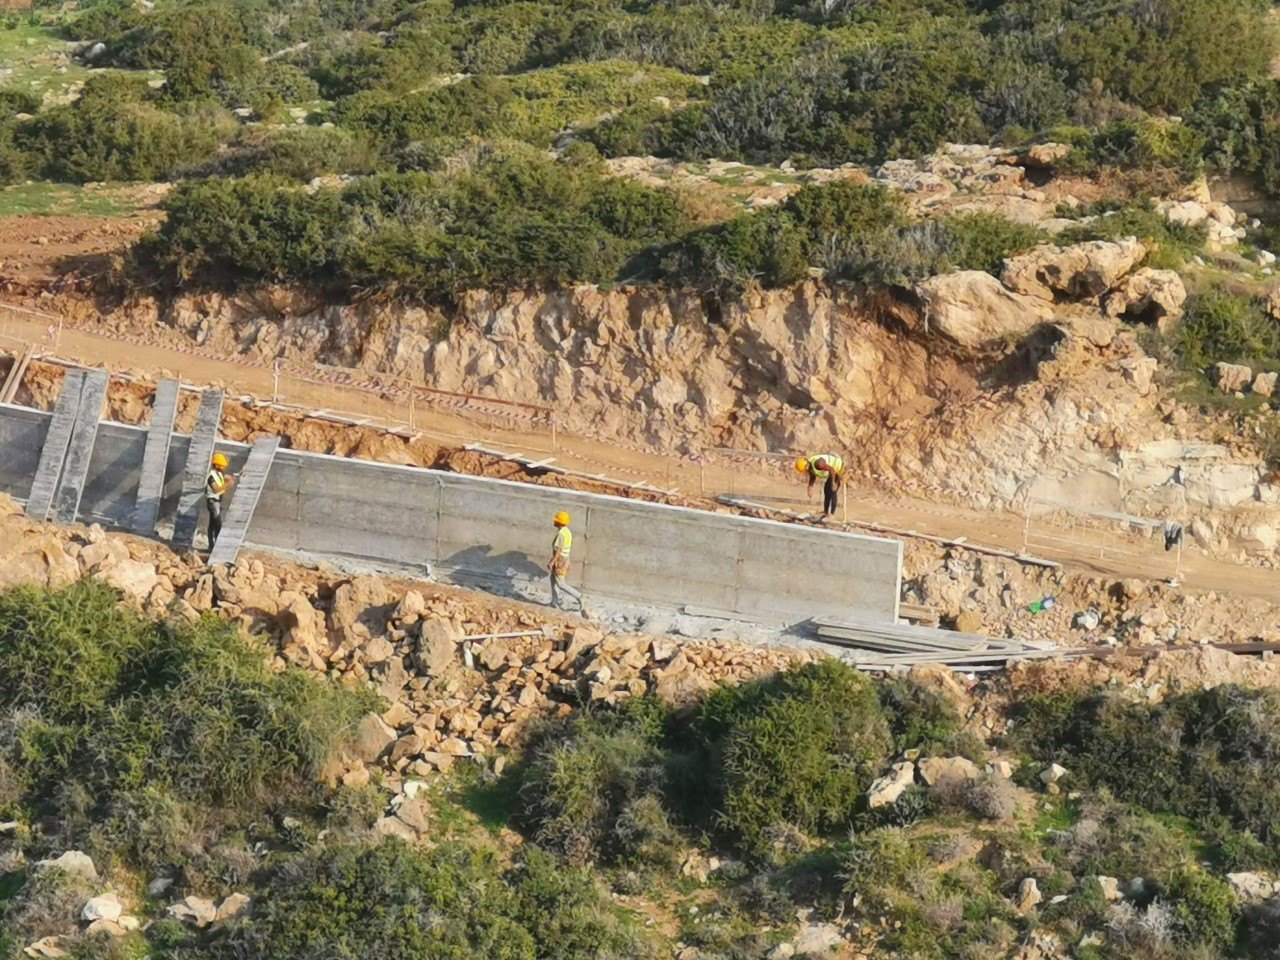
796, 454, 844, 518
548, 511, 585, 612
205, 453, 235, 550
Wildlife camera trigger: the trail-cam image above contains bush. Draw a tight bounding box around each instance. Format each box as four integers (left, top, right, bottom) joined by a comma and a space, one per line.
518, 700, 680, 868
1009, 685, 1280, 861
0, 580, 370, 865
1173, 287, 1280, 372
1161, 870, 1238, 949
693, 660, 893, 854
14, 76, 229, 182
196, 839, 656, 960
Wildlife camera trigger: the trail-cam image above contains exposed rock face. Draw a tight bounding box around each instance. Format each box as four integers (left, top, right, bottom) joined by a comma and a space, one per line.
915, 271, 1054, 348
1104, 268, 1187, 331
1002, 239, 1146, 302
867, 761, 916, 808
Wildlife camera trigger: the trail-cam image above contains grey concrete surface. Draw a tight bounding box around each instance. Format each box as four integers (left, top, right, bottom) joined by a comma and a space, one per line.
0, 404, 903, 624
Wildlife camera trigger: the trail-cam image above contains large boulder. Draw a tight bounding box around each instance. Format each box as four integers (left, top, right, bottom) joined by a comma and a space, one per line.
915, 271, 1055, 348
1002, 238, 1146, 302
414, 618, 462, 675
1104, 268, 1187, 331
1215, 362, 1253, 394
352, 712, 398, 762
0, 528, 78, 591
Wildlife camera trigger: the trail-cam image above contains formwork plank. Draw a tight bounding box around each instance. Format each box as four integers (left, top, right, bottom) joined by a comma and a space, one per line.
207, 437, 279, 566
25, 369, 84, 521
53, 369, 109, 524
171, 390, 223, 549
0, 344, 35, 404
130, 379, 181, 535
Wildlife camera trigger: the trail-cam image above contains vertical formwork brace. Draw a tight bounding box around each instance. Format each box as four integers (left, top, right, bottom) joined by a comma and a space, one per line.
207, 437, 279, 567
131, 379, 181, 536
171, 389, 224, 549
25, 369, 85, 522
53, 369, 110, 525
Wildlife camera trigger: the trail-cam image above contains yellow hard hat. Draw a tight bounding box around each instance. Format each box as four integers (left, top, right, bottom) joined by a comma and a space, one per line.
211, 453, 229, 469
553, 511, 571, 526
795, 457, 810, 474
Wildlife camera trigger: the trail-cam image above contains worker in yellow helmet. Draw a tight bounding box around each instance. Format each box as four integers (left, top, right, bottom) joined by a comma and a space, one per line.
795, 454, 844, 518
205, 452, 236, 550
548, 510, 585, 613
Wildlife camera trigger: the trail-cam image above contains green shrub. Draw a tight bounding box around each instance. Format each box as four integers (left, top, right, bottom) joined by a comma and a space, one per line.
15, 76, 230, 182
195, 839, 655, 960
693, 660, 892, 854
877, 676, 971, 756
146, 175, 346, 282
0, 580, 369, 865
1009, 685, 1280, 861
1174, 287, 1280, 371
1162, 870, 1238, 949
518, 701, 678, 867
1060, 118, 1206, 183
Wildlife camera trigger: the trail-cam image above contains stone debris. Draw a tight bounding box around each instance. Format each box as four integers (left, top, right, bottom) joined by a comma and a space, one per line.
35, 851, 97, 880
168, 896, 219, 928
80, 893, 122, 924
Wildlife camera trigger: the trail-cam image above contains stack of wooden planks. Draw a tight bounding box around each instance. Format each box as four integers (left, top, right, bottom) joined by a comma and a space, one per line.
812, 615, 1063, 671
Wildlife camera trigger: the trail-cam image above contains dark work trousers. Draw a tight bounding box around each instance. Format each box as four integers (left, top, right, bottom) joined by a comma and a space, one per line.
823, 476, 838, 517
206, 497, 222, 549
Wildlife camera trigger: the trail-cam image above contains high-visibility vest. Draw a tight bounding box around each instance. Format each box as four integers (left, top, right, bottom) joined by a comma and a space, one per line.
810, 455, 844, 480
553, 526, 572, 560
206, 469, 228, 500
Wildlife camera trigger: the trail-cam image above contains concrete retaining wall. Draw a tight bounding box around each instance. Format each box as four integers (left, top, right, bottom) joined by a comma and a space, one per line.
0, 404, 902, 624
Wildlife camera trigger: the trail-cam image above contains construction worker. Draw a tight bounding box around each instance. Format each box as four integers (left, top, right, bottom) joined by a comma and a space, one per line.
548, 511, 585, 612
205, 452, 235, 550
795, 454, 844, 518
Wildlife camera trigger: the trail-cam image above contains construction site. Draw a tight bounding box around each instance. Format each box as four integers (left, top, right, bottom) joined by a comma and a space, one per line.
8, 144, 1280, 960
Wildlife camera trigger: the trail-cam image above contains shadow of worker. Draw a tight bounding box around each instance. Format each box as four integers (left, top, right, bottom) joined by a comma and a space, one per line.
439, 545, 549, 602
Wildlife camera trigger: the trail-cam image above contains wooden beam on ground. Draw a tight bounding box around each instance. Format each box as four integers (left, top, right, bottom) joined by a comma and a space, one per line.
0, 344, 35, 404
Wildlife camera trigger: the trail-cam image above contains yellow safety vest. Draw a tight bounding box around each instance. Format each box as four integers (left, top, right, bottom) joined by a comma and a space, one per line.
553, 526, 572, 560
810, 455, 844, 481
206, 469, 228, 500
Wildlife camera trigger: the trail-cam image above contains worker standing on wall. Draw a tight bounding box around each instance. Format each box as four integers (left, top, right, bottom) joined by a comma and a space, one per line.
795, 454, 844, 518
548, 510, 585, 613
205, 453, 235, 550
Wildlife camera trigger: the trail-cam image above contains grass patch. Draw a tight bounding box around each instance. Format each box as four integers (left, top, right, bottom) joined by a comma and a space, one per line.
0, 181, 149, 216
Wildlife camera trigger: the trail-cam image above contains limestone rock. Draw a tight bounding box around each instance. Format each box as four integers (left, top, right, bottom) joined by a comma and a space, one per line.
1095, 876, 1122, 902
1002, 238, 1146, 302
792, 922, 843, 955
1104, 268, 1187, 331
918, 756, 981, 786
1024, 143, 1071, 168
1253, 372, 1277, 398
394, 590, 426, 622
1040, 763, 1069, 787
867, 761, 916, 808
1119, 357, 1159, 396
216, 893, 251, 920
36, 851, 97, 880
954, 610, 984, 635
168, 896, 218, 928
1214, 362, 1253, 394
353, 712, 397, 762
414, 618, 461, 675
81, 893, 123, 923
23, 937, 68, 958
329, 576, 389, 634
0, 530, 78, 591
1227, 871, 1277, 903
915, 271, 1055, 348
1016, 877, 1042, 913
